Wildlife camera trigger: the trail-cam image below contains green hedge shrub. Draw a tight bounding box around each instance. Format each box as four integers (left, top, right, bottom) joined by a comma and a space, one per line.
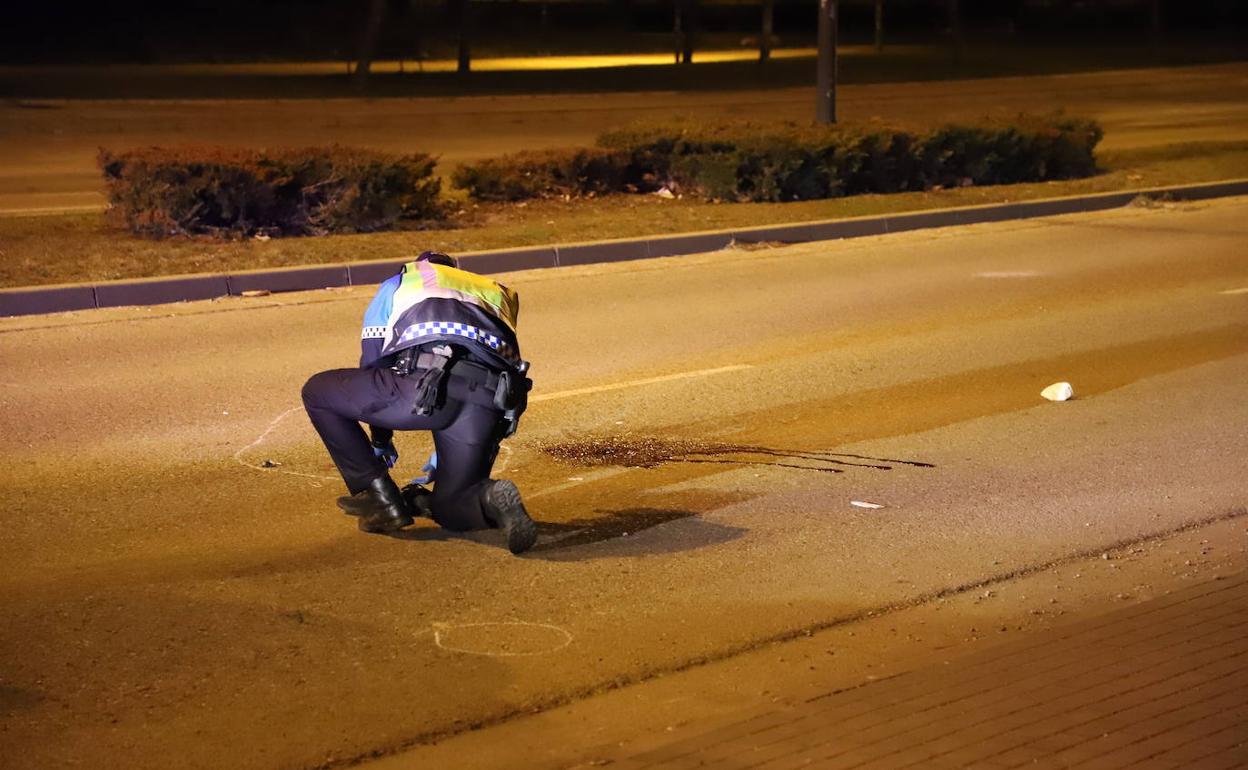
603, 115, 1102, 202
98, 145, 444, 238
452, 115, 1101, 204
450, 147, 628, 202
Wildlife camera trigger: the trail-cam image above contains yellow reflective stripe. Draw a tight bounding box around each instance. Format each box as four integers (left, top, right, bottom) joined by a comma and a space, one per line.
424, 262, 519, 332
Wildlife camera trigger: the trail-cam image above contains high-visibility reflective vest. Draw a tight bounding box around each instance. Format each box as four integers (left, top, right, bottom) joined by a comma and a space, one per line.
360, 260, 521, 371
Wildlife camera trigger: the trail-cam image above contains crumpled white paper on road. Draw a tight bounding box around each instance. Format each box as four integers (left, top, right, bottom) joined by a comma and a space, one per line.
1041, 381, 1075, 402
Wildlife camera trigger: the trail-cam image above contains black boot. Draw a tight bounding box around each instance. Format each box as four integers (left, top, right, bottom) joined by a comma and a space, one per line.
343, 482, 433, 520
400, 482, 434, 519
336, 476, 414, 533
480, 479, 537, 555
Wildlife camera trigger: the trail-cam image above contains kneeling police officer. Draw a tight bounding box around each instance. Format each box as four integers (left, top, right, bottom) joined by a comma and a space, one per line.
301, 251, 536, 554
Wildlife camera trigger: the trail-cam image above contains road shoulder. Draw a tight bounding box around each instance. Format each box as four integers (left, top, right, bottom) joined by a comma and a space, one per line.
363, 514, 1248, 769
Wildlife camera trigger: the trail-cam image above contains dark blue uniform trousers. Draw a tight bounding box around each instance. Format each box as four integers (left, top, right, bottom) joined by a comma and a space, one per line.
301, 366, 502, 531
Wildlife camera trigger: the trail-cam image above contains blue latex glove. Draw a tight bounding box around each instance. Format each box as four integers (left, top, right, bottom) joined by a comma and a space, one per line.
411, 451, 438, 485
372, 440, 399, 469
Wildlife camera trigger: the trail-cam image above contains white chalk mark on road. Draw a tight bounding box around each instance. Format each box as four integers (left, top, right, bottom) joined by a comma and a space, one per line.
1219, 287, 1248, 295
426, 621, 573, 657
975, 271, 1042, 279
233, 407, 336, 484
531, 364, 753, 403
494, 443, 514, 474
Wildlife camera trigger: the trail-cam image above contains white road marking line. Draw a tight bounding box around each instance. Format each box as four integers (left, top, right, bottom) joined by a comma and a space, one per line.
974, 270, 1042, 278
524, 365, 750, 501
239, 365, 749, 490
531, 364, 753, 403
528, 467, 632, 499
1219, 287, 1248, 295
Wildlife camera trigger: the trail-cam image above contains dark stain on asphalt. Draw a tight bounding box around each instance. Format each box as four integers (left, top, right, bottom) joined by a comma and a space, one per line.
532, 508, 702, 552
529, 512, 750, 559
527, 488, 756, 558
0, 684, 44, 711
541, 435, 934, 474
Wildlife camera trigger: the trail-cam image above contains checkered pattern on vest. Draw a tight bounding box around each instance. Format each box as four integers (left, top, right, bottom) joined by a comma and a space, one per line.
395, 321, 516, 361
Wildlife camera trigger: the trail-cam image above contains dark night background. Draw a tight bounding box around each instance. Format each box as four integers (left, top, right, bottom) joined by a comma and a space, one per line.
5, 0, 1247, 65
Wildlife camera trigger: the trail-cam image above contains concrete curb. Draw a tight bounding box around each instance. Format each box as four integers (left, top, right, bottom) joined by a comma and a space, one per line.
3, 179, 1246, 318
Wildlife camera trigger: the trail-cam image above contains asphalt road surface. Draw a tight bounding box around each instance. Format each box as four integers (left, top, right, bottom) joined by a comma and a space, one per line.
1, 197, 1246, 769
3, 63, 1248, 214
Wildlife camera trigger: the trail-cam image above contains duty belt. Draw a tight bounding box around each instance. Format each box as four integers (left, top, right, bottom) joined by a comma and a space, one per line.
391, 346, 502, 414
391, 345, 530, 434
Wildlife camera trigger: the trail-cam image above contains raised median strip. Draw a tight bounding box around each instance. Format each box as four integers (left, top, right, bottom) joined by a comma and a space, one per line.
3, 179, 1247, 318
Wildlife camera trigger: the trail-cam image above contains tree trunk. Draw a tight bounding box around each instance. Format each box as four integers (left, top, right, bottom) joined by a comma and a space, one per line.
874, 0, 884, 52
675, 0, 695, 65
673, 4, 683, 64
1150, 0, 1163, 58
948, 0, 964, 65
354, 0, 387, 87
816, 0, 837, 124
760, 0, 774, 63
455, 0, 472, 73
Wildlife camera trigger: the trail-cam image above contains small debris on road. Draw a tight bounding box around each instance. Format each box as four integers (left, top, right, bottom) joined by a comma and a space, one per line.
261, 459, 281, 468
240, 289, 272, 298
851, 500, 884, 509
1041, 381, 1075, 401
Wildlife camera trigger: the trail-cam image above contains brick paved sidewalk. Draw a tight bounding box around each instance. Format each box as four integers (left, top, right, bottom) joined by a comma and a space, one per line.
612, 572, 1248, 770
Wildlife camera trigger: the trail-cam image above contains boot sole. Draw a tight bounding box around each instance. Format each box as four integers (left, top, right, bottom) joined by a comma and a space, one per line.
358, 512, 415, 534
488, 480, 537, 555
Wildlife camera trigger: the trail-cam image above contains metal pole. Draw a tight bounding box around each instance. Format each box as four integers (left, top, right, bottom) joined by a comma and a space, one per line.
457, 0, 472, 73
874, 0, 884, 52
354, 0, 386, 86
673, 4, 683, 64
679, 0, 695, 65
1151, 0, 1163, 59
948, 0, 963, 65
761, 0, 774, 63
816, 0, 838, 124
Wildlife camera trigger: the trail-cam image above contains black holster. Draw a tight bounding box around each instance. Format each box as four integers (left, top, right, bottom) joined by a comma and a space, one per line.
493, 361, 532, 438
408, 345, 454, 416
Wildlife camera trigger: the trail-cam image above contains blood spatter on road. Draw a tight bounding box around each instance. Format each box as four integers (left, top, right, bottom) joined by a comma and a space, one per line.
539, 435, 934, 474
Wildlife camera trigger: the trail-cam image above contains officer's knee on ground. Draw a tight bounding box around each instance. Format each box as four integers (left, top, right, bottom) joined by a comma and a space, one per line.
429, 481, 492, 533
